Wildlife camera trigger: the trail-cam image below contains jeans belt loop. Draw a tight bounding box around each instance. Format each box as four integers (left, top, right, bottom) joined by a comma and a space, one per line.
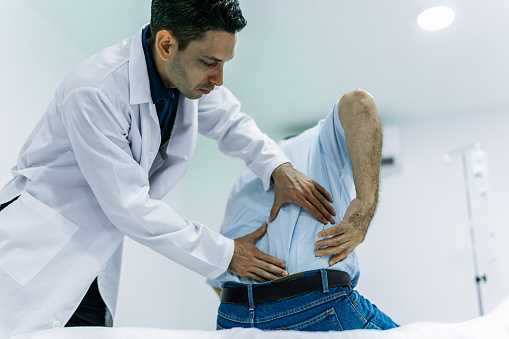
247, 284, 255, 311
320, 269, 329, 293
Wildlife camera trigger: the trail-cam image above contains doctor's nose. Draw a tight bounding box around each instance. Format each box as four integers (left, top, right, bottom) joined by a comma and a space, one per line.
209, 66, 224, 87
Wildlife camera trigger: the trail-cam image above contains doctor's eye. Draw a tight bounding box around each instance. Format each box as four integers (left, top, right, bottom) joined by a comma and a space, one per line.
201, 60, 216, 67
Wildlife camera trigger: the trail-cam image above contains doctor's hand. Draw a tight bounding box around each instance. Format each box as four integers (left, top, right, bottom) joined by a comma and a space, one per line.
229, 222, 288, 282
269, 162, 336, 224
314, 197, 376, 266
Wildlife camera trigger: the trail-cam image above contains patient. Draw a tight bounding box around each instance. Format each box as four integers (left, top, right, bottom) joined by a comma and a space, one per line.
207, 90, 398, 332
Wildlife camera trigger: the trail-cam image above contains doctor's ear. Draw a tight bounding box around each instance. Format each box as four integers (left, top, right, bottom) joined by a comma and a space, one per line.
154, 30, 179, 61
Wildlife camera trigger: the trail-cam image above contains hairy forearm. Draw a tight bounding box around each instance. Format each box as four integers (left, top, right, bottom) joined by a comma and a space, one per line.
338, 90, 382, 216
313, 90, 382, 262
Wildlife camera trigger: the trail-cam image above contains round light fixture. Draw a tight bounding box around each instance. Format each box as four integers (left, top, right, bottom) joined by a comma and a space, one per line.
418, 6, 455, 31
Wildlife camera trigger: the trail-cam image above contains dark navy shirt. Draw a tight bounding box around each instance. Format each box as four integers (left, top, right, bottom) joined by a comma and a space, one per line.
142, 25, 179, 146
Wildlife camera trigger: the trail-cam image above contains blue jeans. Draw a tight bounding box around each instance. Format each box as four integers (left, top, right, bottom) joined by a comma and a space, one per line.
217, 270, 398, 331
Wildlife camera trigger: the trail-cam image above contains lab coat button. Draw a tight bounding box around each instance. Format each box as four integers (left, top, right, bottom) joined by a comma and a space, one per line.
149, 151, 155, 159
52, 321, 62, 328
102, 264, 107, 270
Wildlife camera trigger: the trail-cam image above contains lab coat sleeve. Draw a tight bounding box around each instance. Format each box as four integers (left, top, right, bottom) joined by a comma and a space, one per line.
58, 87, 233, 280
197, 86, 290, 191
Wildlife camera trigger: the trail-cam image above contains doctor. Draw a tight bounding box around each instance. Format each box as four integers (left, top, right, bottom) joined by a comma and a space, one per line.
0, 0, 337, 336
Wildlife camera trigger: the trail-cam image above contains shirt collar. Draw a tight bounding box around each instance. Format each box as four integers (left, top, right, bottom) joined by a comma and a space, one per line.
141, 25, 178, 104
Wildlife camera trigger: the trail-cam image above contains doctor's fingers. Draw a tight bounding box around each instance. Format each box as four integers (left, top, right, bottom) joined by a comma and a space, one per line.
301, 194, 335, 225
313, 181, 334, 203
233, 253, 287, 282
247, 261, 286, 282
243, 271, 275, 283
292, 181, 336, 224
244, 222, 268, 242
254, 248, 287, 272
268, 185, 334, 224
310, 185, 336, 218
268, 201, 282, 222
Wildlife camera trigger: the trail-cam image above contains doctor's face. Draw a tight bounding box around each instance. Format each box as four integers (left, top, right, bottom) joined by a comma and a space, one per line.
163, 31, 237, 99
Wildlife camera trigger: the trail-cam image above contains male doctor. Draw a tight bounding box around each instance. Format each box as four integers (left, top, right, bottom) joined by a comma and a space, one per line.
0, 0, 339, 337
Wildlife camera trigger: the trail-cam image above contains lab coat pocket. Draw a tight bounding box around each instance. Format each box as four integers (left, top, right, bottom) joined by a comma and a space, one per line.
0, 192, 79, 286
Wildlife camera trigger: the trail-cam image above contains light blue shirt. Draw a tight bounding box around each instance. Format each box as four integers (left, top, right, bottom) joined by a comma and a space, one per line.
208, 103, 360, 288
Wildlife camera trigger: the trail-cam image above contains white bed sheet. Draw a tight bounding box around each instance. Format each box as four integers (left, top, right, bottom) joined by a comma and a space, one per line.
11, 294, 509, 339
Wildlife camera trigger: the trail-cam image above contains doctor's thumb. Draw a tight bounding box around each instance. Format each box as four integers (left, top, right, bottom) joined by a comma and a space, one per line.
268, 203, 281, 222
249, 222, 268, 241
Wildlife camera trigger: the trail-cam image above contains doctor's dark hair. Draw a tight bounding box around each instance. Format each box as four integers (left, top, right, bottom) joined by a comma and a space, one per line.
150, 0, 247, 50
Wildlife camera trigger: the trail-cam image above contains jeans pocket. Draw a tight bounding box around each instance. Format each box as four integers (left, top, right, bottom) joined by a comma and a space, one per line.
349, 289, 359, 306
272, 308, 343, 331
0, 192, 79, 286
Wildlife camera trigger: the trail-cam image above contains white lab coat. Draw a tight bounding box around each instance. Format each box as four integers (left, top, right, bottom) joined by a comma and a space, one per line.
0, 25, 289, 337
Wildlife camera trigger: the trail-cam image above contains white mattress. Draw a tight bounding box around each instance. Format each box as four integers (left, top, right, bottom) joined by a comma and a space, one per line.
11, 294, 509, 339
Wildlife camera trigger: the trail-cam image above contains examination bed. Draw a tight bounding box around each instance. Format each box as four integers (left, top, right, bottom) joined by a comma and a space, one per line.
11, 294, 509, 339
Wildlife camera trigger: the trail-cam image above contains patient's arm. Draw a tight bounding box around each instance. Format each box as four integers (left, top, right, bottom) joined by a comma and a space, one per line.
314, 89, 383, 266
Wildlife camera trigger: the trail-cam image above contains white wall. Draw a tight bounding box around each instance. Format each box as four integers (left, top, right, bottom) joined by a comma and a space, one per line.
0, 1, 85, 185
1, 0, 508, 332
356, 110, 509, 324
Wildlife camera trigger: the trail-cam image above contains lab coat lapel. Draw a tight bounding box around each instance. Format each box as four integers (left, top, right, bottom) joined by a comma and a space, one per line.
147, 96, 198, 198
164, 95, 198, 187
138, 103, 161, 172
128, 24, 161, 173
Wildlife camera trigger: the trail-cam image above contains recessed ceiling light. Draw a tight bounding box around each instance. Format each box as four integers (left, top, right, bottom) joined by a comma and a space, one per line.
418, 6, 455, 31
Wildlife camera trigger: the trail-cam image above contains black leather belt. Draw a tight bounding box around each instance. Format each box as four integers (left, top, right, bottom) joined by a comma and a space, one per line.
221, 270, 351, 304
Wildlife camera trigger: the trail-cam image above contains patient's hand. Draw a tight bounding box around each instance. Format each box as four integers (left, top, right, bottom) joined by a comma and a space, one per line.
229, 222, 289, 282
270, 162, 336, 224
314, 197, 375, 266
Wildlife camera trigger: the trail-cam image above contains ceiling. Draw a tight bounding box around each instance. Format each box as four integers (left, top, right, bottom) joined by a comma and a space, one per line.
229, 0, 509, 136
28, 0, 509, 138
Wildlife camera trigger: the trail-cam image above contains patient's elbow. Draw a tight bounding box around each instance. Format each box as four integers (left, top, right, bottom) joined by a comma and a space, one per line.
338, 89, 379, 124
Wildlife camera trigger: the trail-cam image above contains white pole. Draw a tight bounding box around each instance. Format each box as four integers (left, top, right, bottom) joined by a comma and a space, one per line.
445, 143, 486, 316
460, 152, 484, 316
